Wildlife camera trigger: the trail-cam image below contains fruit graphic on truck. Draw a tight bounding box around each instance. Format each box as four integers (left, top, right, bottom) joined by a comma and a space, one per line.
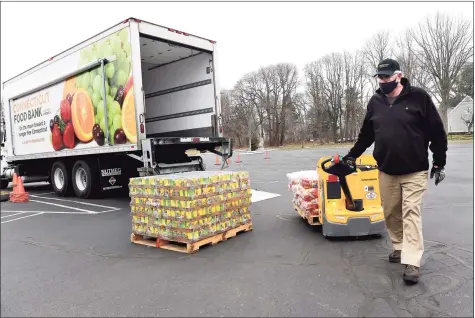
48, 28, 136, 151
71, 89, 94, 143
76, 28, 136, 146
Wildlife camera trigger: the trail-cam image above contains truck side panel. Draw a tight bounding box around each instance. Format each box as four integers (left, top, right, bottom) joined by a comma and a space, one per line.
4, 24, 141, 161
3, 23, 127, 98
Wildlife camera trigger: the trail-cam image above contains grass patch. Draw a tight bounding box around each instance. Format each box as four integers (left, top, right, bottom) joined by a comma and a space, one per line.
448, 134, 473, 141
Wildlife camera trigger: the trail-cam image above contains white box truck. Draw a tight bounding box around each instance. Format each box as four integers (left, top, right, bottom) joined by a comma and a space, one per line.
0, 17, 232, 198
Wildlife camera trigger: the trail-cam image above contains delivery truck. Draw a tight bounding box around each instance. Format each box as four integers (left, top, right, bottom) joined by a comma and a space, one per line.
1, 17, 232, 198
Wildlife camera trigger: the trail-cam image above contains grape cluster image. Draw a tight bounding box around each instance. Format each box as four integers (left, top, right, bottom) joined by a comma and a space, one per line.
67, 28, 137, 146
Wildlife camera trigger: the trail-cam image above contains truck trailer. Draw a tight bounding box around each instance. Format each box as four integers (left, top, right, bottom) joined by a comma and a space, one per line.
1, 17, 232, 199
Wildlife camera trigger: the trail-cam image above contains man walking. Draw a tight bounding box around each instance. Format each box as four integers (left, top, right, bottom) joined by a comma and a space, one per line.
343, 58, 447, 285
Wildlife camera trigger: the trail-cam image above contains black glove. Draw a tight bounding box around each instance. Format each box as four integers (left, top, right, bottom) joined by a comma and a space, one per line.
342, 154, 356, 167
430, 165, 445, 186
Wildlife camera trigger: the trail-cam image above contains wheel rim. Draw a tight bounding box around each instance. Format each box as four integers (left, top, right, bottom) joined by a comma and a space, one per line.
54, 168, 65, 190
75, 167, 87, 192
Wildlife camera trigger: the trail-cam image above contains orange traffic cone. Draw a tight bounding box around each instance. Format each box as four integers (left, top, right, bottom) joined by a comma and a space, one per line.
9, 173, 29, 203
236, 152, 242, 163
264, 150, 270, 160
17, 177, 26, 194
215, 155, 221, 166
11, 173, 18, 194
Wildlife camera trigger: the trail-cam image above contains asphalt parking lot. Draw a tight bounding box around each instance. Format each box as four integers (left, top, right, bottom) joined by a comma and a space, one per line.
1, 142, 473, 317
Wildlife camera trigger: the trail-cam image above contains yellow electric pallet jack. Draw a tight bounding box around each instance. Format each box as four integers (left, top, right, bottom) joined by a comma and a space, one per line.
295, 154, 385, 237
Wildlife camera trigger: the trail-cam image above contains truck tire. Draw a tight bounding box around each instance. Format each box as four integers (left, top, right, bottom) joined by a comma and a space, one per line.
1, 179, 9, 190
51, 161, 71, 196
72, 160, 98, 199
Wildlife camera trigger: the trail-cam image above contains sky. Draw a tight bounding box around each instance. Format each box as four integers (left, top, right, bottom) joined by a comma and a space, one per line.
1, 1, 473, 91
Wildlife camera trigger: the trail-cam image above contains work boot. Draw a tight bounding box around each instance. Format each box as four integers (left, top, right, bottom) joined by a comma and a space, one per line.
389, 250, 401, 263
403, 265, 420, 285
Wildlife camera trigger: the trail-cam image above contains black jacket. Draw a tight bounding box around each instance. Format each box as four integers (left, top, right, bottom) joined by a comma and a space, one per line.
348, 78, 447, 175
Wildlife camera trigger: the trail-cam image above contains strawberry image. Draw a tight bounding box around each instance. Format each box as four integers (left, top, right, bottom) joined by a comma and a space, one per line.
51, 124, 63, 151
60, 98, 72, 122
63, 122, 75, 149
124, 76, 133, 97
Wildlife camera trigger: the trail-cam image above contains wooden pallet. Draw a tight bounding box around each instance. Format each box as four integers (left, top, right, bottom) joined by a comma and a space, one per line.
130, 222, 253, 254
294, 205, 321, 226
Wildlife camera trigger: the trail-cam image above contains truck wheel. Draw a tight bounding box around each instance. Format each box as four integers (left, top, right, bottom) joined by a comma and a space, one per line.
72, 160, 97, 199
51, 161, 71, 196
1, 179, 9, 190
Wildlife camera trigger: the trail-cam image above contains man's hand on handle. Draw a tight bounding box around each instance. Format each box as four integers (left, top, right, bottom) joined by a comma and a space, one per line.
430, 164, 445, 186
342, 154, 356, 167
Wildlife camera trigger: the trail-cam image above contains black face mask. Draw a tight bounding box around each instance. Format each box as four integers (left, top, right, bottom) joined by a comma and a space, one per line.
379, 79, 398, 94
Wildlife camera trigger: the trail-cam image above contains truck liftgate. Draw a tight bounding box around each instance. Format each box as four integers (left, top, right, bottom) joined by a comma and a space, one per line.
136, 137, 232, 177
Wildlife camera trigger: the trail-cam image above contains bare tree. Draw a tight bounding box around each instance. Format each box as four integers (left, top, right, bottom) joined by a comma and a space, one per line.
220, 90, 240, 144
454, 62, 474, 98
257, 66, 281, 146
342, 51, 367, 140
227, 63, 299, 148
304, 61, 330, 143
461, 106, 474, 133
362, 31, 394, 91
276, 63, 300, 145
394, 29, 433, 92
320, 53, 345, 142
233, 77, 261, 150
286, 92, 309, 147
410, 13, 474, 130
232, 72, 266, 145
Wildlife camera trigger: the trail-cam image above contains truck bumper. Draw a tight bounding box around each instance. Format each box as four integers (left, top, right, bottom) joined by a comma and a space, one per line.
323, 216, 386, 237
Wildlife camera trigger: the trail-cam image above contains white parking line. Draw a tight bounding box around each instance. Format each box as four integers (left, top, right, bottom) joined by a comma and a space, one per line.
29, 195, 121, 210
30, 200, 96, 213
1, 212, 43, 224
1, 210, 96, 214
1, 212, 25, 219
0, 211, 26, 214
32, 192, 56, 196
251, 189, 281, 203
94, 208, 123, 214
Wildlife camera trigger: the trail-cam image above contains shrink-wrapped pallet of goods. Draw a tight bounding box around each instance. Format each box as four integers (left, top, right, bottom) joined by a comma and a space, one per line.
286, 170, 320, 223
129, 171, 253, 253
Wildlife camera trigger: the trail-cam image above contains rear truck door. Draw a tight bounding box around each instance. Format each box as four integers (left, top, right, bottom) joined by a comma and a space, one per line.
210, 43, 223, 137
135, 20, 220, 138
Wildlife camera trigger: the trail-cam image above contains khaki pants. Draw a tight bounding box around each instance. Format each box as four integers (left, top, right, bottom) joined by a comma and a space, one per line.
379, 170, 428, 267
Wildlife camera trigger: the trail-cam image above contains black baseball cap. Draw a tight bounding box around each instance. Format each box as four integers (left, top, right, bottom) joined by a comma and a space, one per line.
374, 58, 401, 77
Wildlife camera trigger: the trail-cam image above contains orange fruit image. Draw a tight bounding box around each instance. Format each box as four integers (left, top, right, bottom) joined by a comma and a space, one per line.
63, 77, 77, 99
71, 89, 95, 143
121, 87, 137, 143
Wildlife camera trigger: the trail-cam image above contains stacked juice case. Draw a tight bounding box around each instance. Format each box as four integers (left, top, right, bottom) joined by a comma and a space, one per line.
129, 171, 252, 243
